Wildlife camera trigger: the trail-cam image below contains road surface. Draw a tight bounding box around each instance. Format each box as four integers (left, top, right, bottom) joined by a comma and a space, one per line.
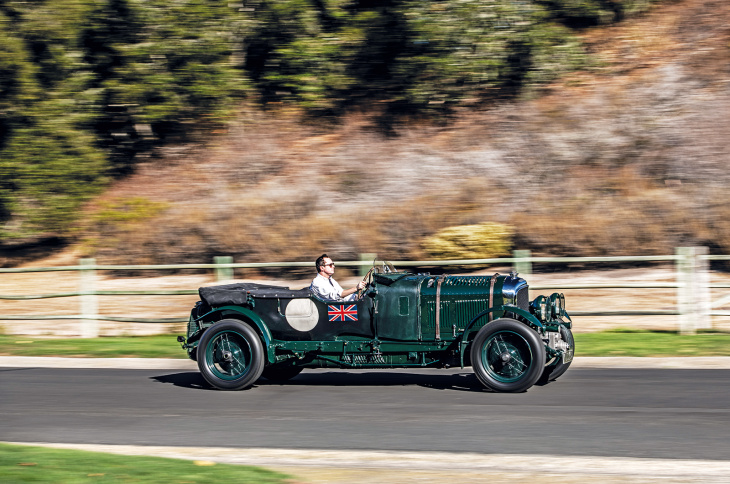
2, 361, 730, 482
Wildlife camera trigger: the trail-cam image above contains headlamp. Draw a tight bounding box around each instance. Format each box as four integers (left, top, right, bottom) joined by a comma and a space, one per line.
549, 293, 566, 319
531, 295, 548, 321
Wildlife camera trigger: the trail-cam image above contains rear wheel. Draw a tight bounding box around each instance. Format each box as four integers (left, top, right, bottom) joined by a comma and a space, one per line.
470, 318, 545, 392
197, 319, 265, 390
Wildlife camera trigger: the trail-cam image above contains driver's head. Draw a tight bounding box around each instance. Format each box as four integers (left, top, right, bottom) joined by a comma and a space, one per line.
316, 254, 331, 273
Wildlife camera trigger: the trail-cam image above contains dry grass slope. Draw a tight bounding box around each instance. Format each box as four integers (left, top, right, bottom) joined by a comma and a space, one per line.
71, 0, 730, 267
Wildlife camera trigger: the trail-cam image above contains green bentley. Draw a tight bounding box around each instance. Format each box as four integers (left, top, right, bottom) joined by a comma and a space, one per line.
178, 262, 574, 392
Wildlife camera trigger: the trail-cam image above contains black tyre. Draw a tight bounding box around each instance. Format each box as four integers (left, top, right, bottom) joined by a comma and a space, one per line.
261, 364, 304, 382
537, 325, 574, 385
470, 318, 546, 392
197, 319, 265, 390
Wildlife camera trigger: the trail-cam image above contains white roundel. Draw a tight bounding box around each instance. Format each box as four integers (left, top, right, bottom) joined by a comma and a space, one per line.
284, 299, 319, 332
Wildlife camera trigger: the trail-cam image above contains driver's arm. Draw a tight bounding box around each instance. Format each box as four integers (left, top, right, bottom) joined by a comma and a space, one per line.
341, 280, 367, 298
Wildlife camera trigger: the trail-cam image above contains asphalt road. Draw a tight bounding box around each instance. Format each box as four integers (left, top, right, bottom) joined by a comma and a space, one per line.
2, 365, 730, 462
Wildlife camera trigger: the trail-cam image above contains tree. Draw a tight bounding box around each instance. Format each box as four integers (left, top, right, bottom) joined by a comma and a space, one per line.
242, 0, 588, 124
0, 2, 108, 239
1, 0, 250, 240
80, 0, 247, 174
536, 0, 658, 27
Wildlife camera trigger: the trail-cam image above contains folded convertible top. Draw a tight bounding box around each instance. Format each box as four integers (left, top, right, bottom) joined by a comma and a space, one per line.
198, 283, 311, 306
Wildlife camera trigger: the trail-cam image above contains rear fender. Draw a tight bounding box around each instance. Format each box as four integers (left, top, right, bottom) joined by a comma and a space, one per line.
203, 306, 276, 364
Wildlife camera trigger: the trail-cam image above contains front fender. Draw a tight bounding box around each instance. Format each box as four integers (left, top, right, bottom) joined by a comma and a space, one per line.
458, 306, 544, 368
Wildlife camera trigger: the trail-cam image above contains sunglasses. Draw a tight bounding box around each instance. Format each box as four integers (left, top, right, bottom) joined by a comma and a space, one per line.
323, 263, 335, 267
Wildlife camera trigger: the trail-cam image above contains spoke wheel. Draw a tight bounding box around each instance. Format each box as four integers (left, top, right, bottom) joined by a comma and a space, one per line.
471, 318, 545, 392
197, 319, 264, 390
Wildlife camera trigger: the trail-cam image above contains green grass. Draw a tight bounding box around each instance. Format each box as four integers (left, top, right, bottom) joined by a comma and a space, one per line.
2, 330, 730, 358
574, 329, 730, 357
0, 334, 187, 359
0, 442, 291, 484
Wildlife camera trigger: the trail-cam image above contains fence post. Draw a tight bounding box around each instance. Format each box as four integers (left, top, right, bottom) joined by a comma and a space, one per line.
360, 253, 376, 277
79, 258, 99, 338
513, 250, 532, 275
696, 247, 712, 331
676, 247, 711, 334
215, 256, 234, 282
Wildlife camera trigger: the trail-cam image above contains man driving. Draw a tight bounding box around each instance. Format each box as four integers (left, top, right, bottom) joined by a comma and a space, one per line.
310, 254, 366, 301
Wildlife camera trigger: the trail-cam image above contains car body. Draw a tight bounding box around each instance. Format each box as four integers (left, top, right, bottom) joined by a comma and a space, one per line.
179, 262, 574, 392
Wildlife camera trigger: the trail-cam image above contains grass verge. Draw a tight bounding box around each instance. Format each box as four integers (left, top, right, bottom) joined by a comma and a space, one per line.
2, 330, 730, 358
574, 330, 730, 357
0, 335, 186, 359
0, 442, 291, 484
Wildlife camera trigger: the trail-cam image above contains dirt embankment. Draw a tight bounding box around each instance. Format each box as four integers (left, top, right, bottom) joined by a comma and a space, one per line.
41, 0, 726, 270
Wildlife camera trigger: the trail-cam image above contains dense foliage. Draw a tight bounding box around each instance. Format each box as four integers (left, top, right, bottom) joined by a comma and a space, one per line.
0, 0, 245, 240
0, 0, 663, 242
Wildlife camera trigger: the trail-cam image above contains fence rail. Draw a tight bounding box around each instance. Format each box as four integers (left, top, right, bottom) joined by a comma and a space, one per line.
1, 247, 726, 335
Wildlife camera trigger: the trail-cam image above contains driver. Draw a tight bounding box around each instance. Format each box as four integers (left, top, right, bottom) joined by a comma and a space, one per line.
310, 254, 366, 301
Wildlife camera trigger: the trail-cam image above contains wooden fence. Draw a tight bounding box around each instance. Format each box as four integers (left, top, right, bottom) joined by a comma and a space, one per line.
1, 248, 729, 336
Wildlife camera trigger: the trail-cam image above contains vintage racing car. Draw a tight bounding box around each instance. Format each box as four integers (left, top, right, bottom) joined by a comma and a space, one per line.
178, 262, 574, 392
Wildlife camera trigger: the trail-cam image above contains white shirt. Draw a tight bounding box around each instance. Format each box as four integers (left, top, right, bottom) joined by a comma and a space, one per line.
310, 273, 356, 301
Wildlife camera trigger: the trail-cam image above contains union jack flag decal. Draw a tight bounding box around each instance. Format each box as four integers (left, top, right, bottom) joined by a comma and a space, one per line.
328, 304, 358, 322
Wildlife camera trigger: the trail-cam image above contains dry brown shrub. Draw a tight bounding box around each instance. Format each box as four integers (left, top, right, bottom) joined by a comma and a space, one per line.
511, 169, 730, 257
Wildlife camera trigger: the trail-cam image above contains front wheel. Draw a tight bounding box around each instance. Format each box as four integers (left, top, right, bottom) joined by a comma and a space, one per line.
197, 319, 265, 390
470, 318, 546, 392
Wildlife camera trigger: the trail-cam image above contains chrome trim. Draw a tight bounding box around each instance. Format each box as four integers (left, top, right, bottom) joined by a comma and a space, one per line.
488, 272, 499, 321
502, 274, 529, 307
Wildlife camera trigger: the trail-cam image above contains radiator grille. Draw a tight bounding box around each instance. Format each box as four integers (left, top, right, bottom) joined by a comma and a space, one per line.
516, 286, 529, 310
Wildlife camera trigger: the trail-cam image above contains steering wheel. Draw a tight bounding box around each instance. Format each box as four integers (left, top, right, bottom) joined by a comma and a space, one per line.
356, 261, 398, 299
356, 267, 375, 300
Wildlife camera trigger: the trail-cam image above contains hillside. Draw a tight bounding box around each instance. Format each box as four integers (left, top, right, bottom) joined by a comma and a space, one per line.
9, 0, 730, 269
